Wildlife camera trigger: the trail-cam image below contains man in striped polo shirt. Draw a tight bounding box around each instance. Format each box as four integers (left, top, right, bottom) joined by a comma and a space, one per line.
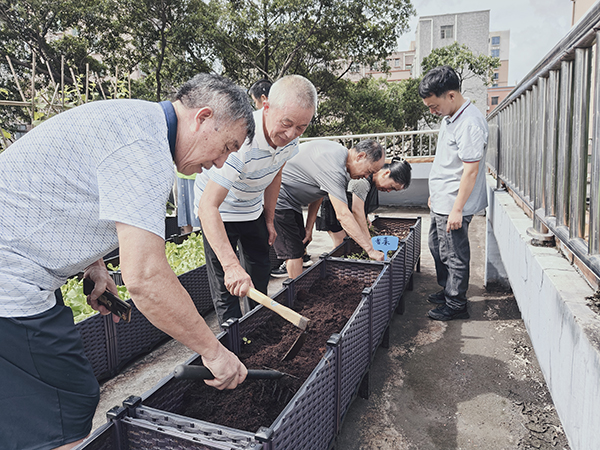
195, 75, 317, 326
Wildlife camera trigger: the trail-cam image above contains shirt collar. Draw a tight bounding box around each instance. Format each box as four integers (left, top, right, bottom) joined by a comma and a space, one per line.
253, 109, 278, 154
446, 98, 471, 125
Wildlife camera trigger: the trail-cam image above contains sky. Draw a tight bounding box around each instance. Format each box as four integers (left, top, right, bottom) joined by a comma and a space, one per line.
397, 0, 574, 86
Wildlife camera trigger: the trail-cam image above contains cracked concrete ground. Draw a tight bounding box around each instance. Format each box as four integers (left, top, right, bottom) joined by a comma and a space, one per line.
91, 206, 570, 450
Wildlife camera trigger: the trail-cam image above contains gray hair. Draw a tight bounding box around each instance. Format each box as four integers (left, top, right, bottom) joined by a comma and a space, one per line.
175, 73, 255, 142
354, 139, 383, 162
268, 75, 318, 112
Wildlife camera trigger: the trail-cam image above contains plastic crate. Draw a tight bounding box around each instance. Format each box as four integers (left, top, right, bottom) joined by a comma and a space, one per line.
134, 258, 390, 450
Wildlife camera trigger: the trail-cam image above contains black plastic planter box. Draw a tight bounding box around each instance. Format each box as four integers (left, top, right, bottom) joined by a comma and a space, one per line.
75, 402, 264, 450
326, 216, 421, 314
106, 258, 393, 450
79, 218, 421, 448
75, 262, 213, 381
76, 312, 115, 381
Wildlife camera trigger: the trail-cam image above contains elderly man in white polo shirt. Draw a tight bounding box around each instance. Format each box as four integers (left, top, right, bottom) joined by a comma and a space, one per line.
0, 73, 254, 450
419, 65, 489, 321
195, 75, 317, 327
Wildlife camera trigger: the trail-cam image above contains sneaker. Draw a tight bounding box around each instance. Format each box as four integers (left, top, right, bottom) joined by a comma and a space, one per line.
427, 304, 469, 321
271, 262, 289, 278
302, 254, 313, 267
427, 290, 446, 304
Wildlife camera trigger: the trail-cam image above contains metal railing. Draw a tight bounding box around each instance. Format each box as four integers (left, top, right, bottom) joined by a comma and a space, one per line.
300, 130, 439, 159
487, 2, 600, 281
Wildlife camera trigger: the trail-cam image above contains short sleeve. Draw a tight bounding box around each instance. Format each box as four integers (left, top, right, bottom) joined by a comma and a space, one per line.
97, 140, 174, 238
457, 121, 487, 163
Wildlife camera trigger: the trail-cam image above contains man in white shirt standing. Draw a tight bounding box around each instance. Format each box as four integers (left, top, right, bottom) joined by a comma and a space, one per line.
419, 66, 489, 321
195, 75, 317, 327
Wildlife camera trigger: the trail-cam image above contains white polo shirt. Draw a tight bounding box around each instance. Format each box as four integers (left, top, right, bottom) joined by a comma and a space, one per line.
194, 109, 299, 222
428, 99, 489, 216
0, 100, 174, 317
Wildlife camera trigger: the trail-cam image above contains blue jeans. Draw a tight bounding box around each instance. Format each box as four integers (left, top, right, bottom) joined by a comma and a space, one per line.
428, 212, 473, 309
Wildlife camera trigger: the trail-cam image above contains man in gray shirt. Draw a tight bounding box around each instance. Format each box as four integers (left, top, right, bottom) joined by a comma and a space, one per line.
419, 65, 489, 321
273, 139, 386, 278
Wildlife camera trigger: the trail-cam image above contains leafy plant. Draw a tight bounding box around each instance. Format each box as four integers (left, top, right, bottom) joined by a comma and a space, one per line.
62, 232, 205, 323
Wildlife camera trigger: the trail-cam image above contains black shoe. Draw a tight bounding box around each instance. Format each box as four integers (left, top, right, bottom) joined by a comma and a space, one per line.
302, 254, 313, 267
271, 262, 288, 278
427, 290, 446, 304
428, 304, 469, 321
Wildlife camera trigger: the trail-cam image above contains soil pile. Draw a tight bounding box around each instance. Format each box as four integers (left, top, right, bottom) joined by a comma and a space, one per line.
182, 276, 367, 431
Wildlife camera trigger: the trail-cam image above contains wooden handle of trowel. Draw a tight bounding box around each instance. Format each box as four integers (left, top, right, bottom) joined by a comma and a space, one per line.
247, 288, 310, 330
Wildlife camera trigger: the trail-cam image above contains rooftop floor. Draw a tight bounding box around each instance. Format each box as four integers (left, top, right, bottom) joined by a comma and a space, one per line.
90, 206, 570, 449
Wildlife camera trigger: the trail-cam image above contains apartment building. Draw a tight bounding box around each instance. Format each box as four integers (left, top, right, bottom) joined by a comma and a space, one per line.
487, 30, 512, 113
413, 10, 490, 115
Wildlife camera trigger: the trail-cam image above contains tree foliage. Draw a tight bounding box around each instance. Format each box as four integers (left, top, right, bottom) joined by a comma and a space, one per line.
0, 0, 418, 136
421, 42, 500, 86
308, 77, 426, 136
206, 0, 414, 89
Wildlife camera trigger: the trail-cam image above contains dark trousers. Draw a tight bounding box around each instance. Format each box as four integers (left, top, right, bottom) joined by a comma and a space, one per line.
428, 212, 473, 309
202, 213, 270, 327
0, 292, 100, 450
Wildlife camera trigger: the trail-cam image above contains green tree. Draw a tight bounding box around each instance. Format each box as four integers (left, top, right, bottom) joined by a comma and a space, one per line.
120, 0, 219, 101
308, 77, 426, 136
421, 42, 500, 86
0, 0, 128, 127
210, 0, 415, 90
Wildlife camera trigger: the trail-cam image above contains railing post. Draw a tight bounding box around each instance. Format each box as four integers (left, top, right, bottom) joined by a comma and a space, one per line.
556, 60, 574, 227
533, 76, 547, 230
524, 89, 532, 200
570, 47, 591, 240
589, 33, 600, 254
545, 70, 560, 217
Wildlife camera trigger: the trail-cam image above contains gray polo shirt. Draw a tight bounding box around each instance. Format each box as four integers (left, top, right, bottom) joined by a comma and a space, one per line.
429, 99, 489, 216
277, 140, 350, 212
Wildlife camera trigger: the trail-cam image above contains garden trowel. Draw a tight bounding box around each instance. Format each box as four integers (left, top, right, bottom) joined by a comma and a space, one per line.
247, 288, 310, 361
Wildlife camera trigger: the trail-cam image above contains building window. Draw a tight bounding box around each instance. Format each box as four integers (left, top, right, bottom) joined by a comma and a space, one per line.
491, 36, 500, 46
441, 25, 453, 39
395, 59, 400, 67
349, 63, 360, 73
493, 72, 499, 80
491, 49, 500, 58
491, 96, 499, 105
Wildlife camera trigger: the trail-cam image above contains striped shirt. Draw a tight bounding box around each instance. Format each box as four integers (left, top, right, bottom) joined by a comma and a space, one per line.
194, 109, 299, 222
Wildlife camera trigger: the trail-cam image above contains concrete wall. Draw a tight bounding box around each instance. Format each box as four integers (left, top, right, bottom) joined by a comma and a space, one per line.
485, 174, 600, 450
379, 162, 431, 206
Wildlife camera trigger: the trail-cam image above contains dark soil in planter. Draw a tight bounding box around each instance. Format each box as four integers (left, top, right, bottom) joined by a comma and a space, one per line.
181, 276, 367, 432
372, 221, 412, 240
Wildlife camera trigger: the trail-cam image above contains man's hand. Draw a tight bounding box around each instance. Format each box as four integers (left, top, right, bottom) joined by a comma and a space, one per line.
266, 221, 277, 246
201, 344, 248, 390
447, 209, 463, 232
224, 263, 253, 298
368, 249, 385, 261
83, 259, 120, 323
302, 228, 313, 246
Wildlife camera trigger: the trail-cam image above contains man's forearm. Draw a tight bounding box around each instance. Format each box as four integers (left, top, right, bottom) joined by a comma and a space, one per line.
305, 198, 323, 234
263, 168, 283, 226
199, 206, 240, 270
452, 162, 479, 214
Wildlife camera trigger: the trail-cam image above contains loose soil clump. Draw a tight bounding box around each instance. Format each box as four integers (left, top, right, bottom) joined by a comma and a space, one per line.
182, 276, 367, 431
